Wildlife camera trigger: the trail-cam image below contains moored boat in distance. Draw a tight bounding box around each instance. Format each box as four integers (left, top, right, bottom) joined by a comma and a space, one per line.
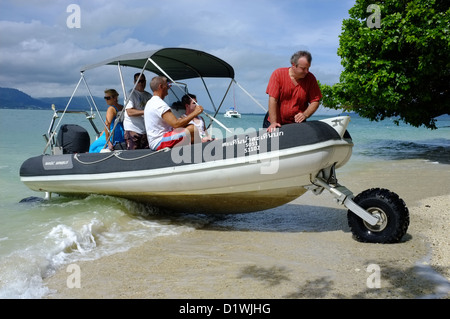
224, 108, 241, 118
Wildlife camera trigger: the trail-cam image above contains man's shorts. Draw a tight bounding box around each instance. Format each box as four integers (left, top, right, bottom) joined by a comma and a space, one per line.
155, 130, 186, 150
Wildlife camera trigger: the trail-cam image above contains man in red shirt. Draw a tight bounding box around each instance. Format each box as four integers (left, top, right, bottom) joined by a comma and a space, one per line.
264, 51, 322, 132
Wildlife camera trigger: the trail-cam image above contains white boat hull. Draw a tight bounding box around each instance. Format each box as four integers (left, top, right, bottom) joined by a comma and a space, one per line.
224, 110, 241, 118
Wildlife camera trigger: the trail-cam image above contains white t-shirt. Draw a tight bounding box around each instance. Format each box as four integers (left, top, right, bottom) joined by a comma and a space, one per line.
181, 114, 207, 138
123, 90, 152, 134
144, 96, 174, 150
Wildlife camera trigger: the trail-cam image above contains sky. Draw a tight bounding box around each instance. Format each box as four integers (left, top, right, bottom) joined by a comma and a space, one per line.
0, 0, 356, 114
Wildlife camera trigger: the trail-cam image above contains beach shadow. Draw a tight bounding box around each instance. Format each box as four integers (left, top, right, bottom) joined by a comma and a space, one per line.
239, 265, 291, 287
237, 265, 345, 298
238, 262, 449, 299
176, 204, 351, 233
27, 194, 350, 234
284, 277, 346, 299
348, 261, 450, 299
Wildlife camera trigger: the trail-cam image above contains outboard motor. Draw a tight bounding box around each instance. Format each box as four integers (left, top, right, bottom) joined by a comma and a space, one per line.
57, 124, 90, 154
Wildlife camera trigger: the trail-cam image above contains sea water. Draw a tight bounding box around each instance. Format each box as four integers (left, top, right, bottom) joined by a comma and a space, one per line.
0, 108, 449, 298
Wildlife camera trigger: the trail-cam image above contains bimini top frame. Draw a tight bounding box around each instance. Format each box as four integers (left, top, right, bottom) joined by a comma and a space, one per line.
44, 48, 237, 154
44, 48, 269, 154
82, 48, 266, 114
83, 47, 237, 127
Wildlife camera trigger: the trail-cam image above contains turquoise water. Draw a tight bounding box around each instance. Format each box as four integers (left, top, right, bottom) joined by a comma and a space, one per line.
0, 109, 449, 298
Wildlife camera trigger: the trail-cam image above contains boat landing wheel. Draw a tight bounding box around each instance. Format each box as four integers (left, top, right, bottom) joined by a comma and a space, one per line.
347, 188, 410, 243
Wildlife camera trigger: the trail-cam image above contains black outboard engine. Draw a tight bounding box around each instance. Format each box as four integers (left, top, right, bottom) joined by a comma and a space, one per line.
57, 124, 90, 154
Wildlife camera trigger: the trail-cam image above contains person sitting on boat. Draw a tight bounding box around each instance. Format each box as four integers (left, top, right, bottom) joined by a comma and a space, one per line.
89, 89, 125, 153
180, 93, 213, 143
264, 50, 322, 132
123, 73, 152, 150
144, 76, 204, 151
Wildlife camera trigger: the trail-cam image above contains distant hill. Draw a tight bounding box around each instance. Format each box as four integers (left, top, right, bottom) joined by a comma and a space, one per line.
0, 87, 49, 109
40, 96, 106, 111
0, 87, 104, 111
1, 87, 355, 116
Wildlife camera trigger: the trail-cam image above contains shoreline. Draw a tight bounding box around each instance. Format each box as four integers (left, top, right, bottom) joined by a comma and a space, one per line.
44, 159, 450, 299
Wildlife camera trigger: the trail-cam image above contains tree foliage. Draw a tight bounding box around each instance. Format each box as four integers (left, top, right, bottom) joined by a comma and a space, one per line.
322, 0, 450, 129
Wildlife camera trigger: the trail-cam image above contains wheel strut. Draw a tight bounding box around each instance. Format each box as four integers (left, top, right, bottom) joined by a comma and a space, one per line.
306, 166, 379, 226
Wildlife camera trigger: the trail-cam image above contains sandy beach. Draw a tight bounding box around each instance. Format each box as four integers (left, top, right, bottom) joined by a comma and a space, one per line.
44, 159, 450, 299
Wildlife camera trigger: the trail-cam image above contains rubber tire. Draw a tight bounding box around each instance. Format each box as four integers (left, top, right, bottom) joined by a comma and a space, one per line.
347, 188, 410, 243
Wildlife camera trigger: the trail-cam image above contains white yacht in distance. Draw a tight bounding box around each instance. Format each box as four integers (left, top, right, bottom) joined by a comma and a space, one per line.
224, 107, 241, 118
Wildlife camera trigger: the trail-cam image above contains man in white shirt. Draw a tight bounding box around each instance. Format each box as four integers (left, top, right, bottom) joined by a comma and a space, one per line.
144, 76, 204, 151
123, 73, 152, 149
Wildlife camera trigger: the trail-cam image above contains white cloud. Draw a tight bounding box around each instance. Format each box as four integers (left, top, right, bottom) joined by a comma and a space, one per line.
0, 0, 353, 113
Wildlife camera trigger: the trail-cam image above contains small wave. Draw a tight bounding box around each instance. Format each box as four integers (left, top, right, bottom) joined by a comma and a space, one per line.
0, 195, 195, 299
356, 138, 450, 164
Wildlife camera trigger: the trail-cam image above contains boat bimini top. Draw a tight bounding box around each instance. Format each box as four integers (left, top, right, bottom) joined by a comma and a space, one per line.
80, 48, 235, 80
45, 48, 242, 154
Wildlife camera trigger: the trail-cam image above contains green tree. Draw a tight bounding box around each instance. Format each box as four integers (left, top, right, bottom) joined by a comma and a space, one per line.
323, 0, 449, 129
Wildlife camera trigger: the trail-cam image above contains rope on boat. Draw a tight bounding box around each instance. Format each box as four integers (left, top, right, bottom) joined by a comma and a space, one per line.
73, 152, 116, 165
73, 148, 171, 165
113, 147, 170, 161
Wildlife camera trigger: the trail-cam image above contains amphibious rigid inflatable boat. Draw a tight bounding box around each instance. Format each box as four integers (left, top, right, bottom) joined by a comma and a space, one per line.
19, 48, 409, 243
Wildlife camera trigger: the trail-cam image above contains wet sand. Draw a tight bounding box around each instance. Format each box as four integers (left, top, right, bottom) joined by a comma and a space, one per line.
44, 159, 450, 299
